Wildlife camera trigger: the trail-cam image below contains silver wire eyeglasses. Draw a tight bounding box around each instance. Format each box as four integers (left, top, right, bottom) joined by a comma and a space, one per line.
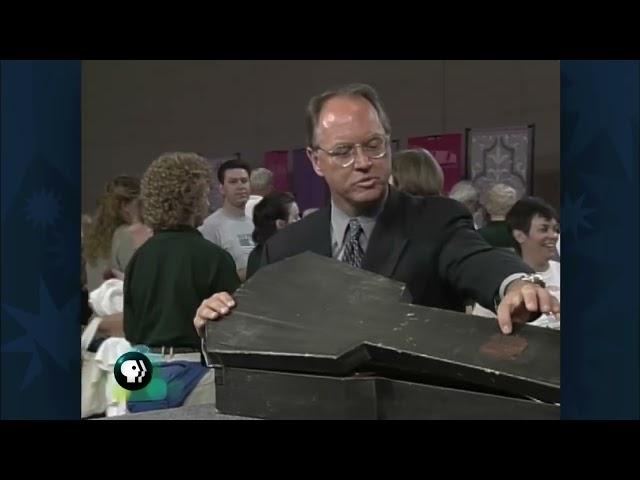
312, 135, 390, 168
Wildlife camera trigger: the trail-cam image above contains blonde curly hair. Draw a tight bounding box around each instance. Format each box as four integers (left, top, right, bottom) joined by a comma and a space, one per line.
141, 152, 213, 230
485, 183, 518, 218
83, 175, 140, 265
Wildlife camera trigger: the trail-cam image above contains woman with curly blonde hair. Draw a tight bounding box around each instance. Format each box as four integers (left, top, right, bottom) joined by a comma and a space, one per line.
123, 152, 240, 409
139, 153, 213, 231
83, 175, 151, 292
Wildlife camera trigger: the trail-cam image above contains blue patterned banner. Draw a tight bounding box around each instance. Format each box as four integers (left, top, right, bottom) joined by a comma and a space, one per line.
561, 60, 639, 419
1, 60, 81, 419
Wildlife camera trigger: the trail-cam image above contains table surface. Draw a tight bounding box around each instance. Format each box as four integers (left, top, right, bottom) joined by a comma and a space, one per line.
102, 404, 257, 420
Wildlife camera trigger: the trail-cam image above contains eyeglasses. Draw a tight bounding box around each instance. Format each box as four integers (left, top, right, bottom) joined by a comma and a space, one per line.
312, 135, 389, 168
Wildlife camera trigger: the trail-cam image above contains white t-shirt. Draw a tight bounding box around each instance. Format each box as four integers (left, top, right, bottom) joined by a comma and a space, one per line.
245, 195, 263, 222
472, 260, 561, 330
198, 208, 255, 271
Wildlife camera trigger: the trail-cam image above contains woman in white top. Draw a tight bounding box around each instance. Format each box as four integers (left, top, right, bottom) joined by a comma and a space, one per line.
473, 196, 560, 329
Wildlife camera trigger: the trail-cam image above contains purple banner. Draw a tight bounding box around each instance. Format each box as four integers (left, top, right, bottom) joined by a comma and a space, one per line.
291, 148, 330, 213
264, 150, 291, 193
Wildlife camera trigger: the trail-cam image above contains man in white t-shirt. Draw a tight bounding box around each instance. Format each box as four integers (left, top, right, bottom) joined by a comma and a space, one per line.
245, 167, 274, 222
473, 196, 560, 329
199, 159, 255, 281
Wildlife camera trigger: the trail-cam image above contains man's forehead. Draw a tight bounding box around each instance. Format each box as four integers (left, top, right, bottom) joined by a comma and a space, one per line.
317, 96, 382, 135
224, 169, 249, 180
320, 111, 354, 130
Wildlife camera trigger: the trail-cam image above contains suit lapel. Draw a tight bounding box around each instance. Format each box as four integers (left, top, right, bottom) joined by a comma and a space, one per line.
305, 207, 333, 258
362, 187, 408, 278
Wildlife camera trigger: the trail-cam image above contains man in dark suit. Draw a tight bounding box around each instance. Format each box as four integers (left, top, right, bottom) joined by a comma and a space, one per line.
195, 84, 560, 335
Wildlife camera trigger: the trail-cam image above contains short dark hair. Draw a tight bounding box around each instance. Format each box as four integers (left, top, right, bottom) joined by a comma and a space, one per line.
305, 83, 391, 147
252, 191, 295, 245
506, 196, 559, 252
217, 159, 251, 184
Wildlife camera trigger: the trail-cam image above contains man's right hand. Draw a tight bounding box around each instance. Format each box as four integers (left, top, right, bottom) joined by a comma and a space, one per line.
194, 292, 236, 336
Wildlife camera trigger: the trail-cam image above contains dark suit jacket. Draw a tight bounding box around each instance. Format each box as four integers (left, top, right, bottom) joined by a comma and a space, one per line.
261, 187, 532, 312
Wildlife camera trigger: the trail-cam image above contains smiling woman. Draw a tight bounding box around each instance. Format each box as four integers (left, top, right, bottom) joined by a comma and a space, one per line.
507, 197, 560, 271
473, 196, 561, 330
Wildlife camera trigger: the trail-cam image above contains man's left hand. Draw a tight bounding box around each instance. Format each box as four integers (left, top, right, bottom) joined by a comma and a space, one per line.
496, 280, 560, 334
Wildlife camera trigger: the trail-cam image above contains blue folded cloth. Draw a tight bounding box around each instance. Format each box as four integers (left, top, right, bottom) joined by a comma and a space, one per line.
127, 361, 209, 413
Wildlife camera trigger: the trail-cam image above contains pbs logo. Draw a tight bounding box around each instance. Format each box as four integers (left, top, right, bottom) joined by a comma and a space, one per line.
114, 352, 153, 391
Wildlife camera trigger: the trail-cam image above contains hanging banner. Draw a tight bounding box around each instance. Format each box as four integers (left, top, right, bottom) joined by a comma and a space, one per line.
407, 134, 464, 195
291, 148, 329, 213
465, 125, 535, 202
264, 150, 291, 193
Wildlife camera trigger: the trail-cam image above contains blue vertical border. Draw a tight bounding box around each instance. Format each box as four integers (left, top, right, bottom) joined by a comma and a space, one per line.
1, 60, 81, 419
561, 60, 639, 419
1, 60, 638, 419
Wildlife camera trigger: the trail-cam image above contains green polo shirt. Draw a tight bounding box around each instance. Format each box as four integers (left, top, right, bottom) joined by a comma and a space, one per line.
124, 226, 240, 349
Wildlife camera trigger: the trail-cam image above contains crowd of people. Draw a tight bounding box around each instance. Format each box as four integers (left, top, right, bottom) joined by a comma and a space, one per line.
81, 83, 560, 417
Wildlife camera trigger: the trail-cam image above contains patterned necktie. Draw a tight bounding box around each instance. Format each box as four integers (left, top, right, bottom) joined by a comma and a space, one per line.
342, 218, 364, 268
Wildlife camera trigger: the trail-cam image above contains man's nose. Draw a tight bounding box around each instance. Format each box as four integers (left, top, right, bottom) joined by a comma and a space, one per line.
353, 145, 373, 170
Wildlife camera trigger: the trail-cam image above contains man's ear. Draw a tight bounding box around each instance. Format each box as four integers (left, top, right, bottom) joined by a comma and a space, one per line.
307, 148, 325, 178
275, 219, 286, 230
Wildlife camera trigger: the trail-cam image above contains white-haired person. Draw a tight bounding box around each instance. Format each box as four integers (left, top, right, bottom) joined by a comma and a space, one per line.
478, 183, 519, 249
245, 167, 274, 221
449, 180, 483, 229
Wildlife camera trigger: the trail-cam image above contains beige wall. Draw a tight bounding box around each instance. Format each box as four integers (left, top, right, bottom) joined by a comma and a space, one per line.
82, 60, 560, 212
